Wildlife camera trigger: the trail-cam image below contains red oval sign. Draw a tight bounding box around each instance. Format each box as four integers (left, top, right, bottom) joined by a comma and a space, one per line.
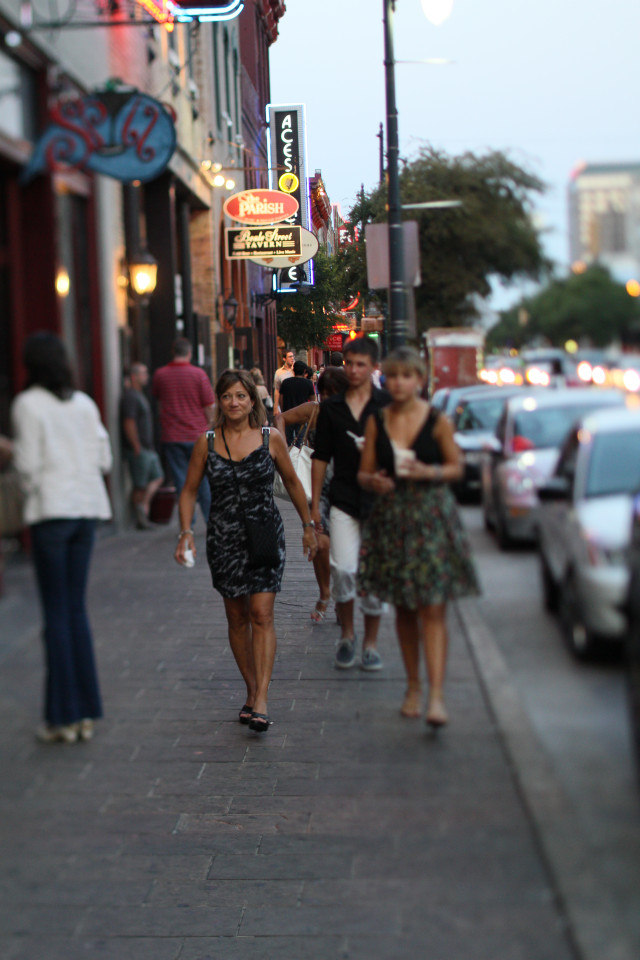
223, 189, 299, 225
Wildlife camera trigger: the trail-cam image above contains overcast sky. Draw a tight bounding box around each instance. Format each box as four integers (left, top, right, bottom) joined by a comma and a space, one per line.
269, 0, 640, 310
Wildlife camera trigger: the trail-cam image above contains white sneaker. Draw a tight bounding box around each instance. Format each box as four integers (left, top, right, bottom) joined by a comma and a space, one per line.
77, 719, 95, 741
36, 723, 78, 744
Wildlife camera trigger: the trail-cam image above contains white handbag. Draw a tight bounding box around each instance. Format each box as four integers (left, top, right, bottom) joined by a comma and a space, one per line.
274, 423, 313, 502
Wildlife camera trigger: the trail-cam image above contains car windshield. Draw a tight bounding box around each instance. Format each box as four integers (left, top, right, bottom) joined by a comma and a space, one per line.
512, 402, 617, 450
586, 431, 640, 497
454, 396, 507, 432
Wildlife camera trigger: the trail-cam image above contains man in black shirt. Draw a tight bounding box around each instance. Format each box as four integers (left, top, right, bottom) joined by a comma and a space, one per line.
280, 360, 316, 444
311, 337, 390, 670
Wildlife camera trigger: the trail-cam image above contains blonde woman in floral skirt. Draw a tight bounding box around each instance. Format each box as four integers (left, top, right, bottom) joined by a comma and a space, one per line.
357, 347, 479, 729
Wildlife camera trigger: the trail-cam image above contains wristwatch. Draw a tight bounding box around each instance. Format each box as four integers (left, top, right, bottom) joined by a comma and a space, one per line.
302, 521, 315, 529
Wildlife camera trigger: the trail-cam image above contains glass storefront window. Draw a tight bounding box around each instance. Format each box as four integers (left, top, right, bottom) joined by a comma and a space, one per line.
0, 49, 37, 143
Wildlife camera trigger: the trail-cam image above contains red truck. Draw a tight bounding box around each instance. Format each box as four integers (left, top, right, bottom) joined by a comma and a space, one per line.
423, 327, 485, 396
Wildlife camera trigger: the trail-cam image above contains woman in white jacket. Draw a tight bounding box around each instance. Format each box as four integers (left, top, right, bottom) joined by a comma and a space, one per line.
11, 333, 112, 744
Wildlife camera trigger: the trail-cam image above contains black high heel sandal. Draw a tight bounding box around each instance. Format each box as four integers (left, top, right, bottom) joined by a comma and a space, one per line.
238, 704, 253, 724
249, 712, 271, 733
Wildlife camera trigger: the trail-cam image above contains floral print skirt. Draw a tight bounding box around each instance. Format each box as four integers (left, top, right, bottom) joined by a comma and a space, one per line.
358, 481, 480, 610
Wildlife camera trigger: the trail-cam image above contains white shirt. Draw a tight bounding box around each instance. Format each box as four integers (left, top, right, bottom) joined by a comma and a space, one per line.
11, 386, 113, 525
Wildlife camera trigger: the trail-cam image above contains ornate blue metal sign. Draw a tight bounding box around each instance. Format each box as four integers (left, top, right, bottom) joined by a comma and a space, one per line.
21, 89, 177, 184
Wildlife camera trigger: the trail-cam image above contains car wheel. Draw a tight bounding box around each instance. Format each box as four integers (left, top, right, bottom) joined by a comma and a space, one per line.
626, 581, 640, 785
495, 505, 513, 551
559, 571, 599, 660
540, 552, 559, 612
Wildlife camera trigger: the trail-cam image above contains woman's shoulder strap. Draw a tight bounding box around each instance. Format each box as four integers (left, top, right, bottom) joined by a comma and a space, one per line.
261, 426, 270, 448
206, 429, 215, 453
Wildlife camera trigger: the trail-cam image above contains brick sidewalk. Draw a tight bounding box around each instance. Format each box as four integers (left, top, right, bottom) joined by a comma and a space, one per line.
0, 503, 576, 960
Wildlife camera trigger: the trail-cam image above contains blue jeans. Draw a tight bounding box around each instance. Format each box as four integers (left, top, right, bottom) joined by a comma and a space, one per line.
163, 442, 211, 525
30, 518, 103, 726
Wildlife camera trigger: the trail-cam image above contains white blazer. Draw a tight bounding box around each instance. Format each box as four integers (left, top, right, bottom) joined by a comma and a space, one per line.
11, 386, 113, 525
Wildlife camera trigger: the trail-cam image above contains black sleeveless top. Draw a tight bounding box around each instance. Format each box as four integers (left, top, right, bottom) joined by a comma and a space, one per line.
375, 406, 443, 479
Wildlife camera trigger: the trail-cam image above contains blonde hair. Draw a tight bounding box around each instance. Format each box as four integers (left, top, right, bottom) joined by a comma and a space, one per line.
382, 346, 426, 381
213, 369, 267, 428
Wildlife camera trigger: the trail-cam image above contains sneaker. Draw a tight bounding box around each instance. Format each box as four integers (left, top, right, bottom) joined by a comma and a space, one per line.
36, 723, 78, 744
334, 638, 357, 670
361, 647, 384, 672
77, 719, 95, 741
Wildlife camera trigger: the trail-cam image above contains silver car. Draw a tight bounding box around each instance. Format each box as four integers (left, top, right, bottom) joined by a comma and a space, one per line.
537, 406, 640, 658
481, 388, 626, 549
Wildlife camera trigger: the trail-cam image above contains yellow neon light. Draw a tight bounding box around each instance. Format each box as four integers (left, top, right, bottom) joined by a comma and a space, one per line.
135, 0, 173, 25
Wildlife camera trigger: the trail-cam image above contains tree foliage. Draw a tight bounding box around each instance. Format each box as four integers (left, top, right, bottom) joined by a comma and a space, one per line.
276, 248, 353, 349
349, 147, 550, 334
487, 265, 640, 350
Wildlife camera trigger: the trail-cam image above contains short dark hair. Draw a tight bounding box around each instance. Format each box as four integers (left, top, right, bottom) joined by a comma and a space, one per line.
293, 360, 307, 376
343, 336, 378, 363
214, 369, 266, 428
329, 351, 343, 367
23, 332, 74, 400
317, 366, 349, 397
172, 337, 192, 359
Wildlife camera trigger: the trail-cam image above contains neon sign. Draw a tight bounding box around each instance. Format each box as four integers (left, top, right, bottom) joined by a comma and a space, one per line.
134, 0, 174, 26
167, 0, 244, 22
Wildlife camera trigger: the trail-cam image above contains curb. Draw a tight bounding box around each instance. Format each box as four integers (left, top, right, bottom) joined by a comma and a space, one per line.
455, 596, 637, 960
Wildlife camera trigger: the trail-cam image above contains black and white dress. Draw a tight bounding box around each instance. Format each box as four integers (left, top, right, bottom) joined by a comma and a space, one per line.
205, 428, 286, 597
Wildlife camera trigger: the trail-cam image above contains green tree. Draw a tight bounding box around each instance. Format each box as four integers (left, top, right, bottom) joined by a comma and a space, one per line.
276, 248, 352, 349
487, 265, 640, 350
350, 147, 550, 334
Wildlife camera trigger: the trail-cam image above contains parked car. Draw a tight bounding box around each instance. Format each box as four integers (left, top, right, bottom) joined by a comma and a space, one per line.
537, 407, 640, 658
626, 492, 640, 780
481, 388, 626, 549
431, 382, 513, 418
451, 386, 523, 501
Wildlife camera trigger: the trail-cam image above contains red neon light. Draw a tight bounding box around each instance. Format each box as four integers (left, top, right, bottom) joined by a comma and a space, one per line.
135, 0, 173, 24
341, 292, 360, 313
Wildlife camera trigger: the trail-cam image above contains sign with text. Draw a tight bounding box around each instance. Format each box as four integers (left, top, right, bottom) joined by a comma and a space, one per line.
225, 226, 301, 260
223, 189, 298, 225
267, 103, 313, 292
247, 226, 318, 268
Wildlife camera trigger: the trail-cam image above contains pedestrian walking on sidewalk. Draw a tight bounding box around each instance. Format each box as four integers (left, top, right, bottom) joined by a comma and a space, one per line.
275, 365, 349, 624
174, 369, 318, 733
357, 347, 479, 729
11, 332, 112, 744
311, 336, 390, 671
152, 338, 215, 525
121, 362, 164, 529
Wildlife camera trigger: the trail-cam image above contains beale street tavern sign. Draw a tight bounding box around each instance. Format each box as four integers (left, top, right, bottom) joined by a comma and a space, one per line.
223, 189, 298, 226
225, 225, 301, 260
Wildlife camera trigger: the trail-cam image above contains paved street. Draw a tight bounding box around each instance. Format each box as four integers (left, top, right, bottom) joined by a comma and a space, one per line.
0, 501, 593, 960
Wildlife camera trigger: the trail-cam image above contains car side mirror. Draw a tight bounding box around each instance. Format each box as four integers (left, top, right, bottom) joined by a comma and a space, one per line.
538, 476, 571, 502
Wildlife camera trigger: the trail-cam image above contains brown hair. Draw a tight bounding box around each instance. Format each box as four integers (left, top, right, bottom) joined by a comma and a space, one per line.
213, 369, 266, 428
382, 346, 426, 380
317, 366, 349, 397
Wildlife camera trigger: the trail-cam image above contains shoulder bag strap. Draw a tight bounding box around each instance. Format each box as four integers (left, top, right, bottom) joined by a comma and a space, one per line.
206, 429, 215, 454
220, 426, 247, 523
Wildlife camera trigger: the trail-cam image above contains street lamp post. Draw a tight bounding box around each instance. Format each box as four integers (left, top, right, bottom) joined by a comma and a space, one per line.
383, 0, 406, 349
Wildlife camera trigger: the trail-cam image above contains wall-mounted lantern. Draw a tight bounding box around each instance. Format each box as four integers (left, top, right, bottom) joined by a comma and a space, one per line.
55, 267, 70, 298
223, 294, 239, 326
129, 250, 158, 298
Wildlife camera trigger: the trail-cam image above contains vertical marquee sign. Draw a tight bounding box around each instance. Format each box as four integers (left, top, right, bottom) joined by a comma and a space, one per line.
266, 103, 314, 292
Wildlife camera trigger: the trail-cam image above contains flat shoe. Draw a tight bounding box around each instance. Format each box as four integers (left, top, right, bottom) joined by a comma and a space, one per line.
238, 704, 253, 724
310, 599, 330, 623
249, 712, 271, 733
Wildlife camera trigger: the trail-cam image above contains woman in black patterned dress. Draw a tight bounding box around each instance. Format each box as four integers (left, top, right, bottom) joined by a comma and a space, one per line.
357, 348, 479, 730
175, 369, 318, 732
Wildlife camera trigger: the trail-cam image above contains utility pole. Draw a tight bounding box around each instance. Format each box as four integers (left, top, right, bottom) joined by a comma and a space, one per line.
377, 122, 384, 183
383, 0, 406, 348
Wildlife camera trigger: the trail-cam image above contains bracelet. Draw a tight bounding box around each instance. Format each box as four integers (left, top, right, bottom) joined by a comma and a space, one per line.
177, 529, 194, 539
302, 521, 315, 529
